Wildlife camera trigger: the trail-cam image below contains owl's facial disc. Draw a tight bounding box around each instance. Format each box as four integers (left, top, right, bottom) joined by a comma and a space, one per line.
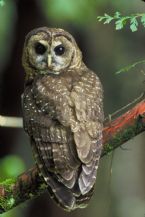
29, 37, 74, 75
41, 33, 76, 74
23, 28, 82, 78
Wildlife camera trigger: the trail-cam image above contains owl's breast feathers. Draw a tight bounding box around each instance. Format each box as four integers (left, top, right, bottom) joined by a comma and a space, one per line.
23, 68, 103, 210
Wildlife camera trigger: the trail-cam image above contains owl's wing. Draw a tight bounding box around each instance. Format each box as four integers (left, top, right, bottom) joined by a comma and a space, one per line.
69, 70, 104, 195
22, 86, 79, 210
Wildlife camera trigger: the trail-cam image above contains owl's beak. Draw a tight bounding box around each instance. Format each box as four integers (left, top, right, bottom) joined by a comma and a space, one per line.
47, 54, 52, 67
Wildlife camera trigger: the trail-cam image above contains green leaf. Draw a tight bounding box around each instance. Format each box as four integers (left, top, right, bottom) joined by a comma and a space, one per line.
130, 17, 138, 32
114, 11, 121, 19
103, 15, 113, 24
141, 14, 145, 27
115, 19, 124, 30
97, 14, 114, 24
97, 16, 106, 22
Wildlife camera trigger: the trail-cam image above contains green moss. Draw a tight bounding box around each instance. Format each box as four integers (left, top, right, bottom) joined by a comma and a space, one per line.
0, 196, 15, 211
0, 178, 16, 212
102, 143, 113, 156
0, 178, 16, 186
102, 122, 144, 156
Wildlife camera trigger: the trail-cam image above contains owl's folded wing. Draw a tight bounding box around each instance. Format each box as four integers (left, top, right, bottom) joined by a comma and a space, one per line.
69, 71, 104, 195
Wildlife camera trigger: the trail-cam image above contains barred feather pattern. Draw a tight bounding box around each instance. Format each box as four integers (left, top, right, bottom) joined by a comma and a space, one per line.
23, 67, 103, 211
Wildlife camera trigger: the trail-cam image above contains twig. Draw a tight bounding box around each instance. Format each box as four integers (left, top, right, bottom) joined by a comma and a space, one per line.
0, 98, 145, 213
0, 116, 22, 128
104, 92, 144, 121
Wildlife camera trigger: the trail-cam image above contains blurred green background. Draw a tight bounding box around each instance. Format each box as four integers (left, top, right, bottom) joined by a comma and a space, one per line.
0, 0, 145, 217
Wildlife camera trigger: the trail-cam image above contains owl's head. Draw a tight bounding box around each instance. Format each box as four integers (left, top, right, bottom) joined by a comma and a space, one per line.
22, 27, 82, 80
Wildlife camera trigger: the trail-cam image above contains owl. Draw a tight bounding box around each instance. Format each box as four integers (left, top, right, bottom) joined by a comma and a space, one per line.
22, 27, 104, 211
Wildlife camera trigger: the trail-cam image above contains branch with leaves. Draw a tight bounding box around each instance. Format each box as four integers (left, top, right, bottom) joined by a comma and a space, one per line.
97, 11, 145, 32
0, 95, 145, 214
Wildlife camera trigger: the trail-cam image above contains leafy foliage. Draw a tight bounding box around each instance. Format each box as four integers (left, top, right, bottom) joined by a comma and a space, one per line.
97, 11, 145, 75
97, 11, 145, 32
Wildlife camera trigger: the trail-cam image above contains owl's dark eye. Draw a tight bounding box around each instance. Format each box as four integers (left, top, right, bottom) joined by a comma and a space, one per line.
35, 42, 47, 55
54, 45, 65, 56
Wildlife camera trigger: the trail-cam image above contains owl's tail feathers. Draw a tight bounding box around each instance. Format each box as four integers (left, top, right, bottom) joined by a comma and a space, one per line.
78, 157, 99, 195
40, 166, 94, 211
75, 186, 94, 209
45, 173, 94, 211
43, 172, 76, 211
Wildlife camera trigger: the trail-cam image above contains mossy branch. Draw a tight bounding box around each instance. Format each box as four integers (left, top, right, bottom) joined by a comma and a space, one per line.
0, 167, 46, 214
1, 95, 145, 214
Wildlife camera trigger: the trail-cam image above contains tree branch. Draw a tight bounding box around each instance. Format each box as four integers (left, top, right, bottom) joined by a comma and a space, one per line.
0, 116, 22, 128
0, 167, 46, 214
0, 97, 145, 213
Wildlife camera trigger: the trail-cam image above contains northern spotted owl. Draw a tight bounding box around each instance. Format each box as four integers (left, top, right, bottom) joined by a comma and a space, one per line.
22, 27, 104, 211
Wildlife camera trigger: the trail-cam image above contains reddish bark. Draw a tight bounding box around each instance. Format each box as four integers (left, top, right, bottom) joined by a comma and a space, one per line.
103, 100, 145, 142
102, 99, 145, 155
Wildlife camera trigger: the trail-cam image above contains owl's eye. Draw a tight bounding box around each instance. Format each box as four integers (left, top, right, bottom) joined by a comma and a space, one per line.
54, 45, 65, 56
35, 42, 47, 55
